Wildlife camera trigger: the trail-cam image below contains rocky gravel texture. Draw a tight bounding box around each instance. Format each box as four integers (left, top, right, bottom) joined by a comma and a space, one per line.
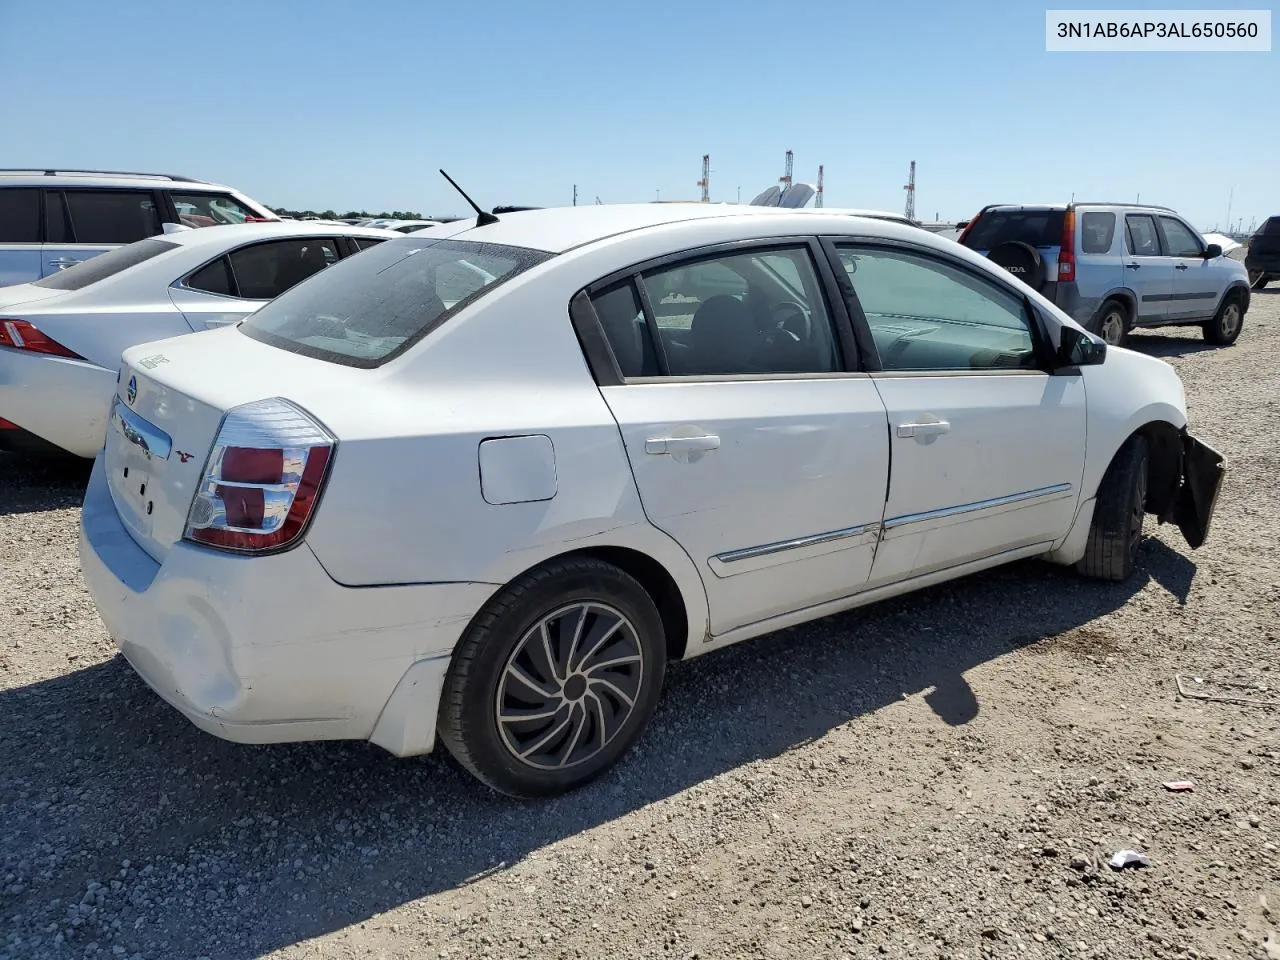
2, 291, 1278, 960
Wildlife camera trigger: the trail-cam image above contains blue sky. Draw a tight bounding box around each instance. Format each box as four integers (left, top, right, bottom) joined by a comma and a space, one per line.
2, 1, 1275, 229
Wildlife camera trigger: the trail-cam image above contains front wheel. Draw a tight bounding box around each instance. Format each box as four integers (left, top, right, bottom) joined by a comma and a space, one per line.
1203, 292, 1245, 345
437, 557, 667, 797
1077, 435, 1148, 582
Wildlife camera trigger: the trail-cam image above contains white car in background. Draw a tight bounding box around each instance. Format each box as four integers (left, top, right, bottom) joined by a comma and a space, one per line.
79, 204, 1224, 798
0, 222, 397, 457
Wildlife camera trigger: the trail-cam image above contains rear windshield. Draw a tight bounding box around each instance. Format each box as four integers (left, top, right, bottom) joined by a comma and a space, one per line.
1261, 217, 1280, 236
239, 237, 551, 367
32, 238, 179, 291
962, 209, 1066, 250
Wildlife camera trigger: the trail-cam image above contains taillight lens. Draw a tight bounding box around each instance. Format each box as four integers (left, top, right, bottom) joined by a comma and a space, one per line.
184, 398, 335, 554
956, 211, 981, 246
1058, 208, 1077, 282
0, 320, 84, 359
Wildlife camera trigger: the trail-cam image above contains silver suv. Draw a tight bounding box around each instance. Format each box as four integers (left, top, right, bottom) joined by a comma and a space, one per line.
958, 202, 1251, 347
0, 169, 277, 286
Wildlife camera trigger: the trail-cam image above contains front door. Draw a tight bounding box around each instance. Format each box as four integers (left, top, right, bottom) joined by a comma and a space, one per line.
1122, 213, 1174, 326
589, 243, 890, 635
829, 242, 1087, 586
1156, 214, 1217, 321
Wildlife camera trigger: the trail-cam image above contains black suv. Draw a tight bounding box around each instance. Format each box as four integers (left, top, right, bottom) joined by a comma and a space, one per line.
1246, 217, 1280, 290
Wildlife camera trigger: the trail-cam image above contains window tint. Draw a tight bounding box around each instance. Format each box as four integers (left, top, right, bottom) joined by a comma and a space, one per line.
1158, 216, 1203, 257
185, 257, 235, 296
836, 246, 1037, 372
32, 238, 179, 291
63, 190, 162, 244
351, 237, 387, 251
630, 246, 840, 376
1080, 212, 1116, 254
0, 189, 40, 243
227, 238, 340, 300
961, 209, 1065, 250
239, 238, 549, 367
1126, 215, 1161, 256
590, 282, 658, 378
170, 192, 258, 227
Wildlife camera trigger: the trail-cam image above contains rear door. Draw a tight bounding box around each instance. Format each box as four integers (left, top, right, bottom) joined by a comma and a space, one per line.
585, 240, 891, 636
1157, 215, 1217, 321
829, 240, 1086, 587
169, 236, 341, 329
41, 189, 164, 277
0, 188, 43, 286
1122, 213, 1174, 325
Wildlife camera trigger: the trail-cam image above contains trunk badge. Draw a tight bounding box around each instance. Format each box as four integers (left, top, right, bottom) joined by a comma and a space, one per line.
126, 376, 137, 405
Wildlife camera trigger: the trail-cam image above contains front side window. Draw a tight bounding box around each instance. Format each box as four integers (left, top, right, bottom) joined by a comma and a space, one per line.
1080, 212, 1116, 254
1157, 216, 1203, 258
62, 190, 162, 244
1125, 214, 1162, 256
835, 245, 1038, 372
32, 238, 179, 291
227, 238, 340, 300
600, 246, 840, 377
240, 237, 549, 367
170, 192, 258, 227
0, 188, 40, 243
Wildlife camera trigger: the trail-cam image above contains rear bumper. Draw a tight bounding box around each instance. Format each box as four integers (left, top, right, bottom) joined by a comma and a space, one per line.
78, 457, 498, 755
0, 349, 114, 458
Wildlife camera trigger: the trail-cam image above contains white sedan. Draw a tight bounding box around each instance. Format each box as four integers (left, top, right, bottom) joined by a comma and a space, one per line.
79, 204, 1224, 797
0, 222, 398, 457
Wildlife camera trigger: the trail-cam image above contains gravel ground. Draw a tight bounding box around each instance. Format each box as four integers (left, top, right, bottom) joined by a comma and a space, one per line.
2, 292, 1278, 960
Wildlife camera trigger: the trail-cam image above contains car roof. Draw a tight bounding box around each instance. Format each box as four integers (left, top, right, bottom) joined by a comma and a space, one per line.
420, 202, 877, 254
154, 222, 401, 249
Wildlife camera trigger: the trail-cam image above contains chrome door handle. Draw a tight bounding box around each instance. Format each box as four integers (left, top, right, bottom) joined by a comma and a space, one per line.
645, 434, 721, 455
49, 257, 85, 270
897, 420, 951, 439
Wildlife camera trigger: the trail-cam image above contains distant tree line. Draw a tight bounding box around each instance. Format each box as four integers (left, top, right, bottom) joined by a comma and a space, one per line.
269, 206, 444, 220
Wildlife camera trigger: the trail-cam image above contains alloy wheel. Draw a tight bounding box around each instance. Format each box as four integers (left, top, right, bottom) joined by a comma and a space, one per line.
1220, 303, 1241, 340
1100, 310, 1125, 345
495, 602, 645, 770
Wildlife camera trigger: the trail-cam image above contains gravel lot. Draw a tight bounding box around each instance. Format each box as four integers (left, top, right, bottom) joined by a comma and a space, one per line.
2, 291, 1278, 960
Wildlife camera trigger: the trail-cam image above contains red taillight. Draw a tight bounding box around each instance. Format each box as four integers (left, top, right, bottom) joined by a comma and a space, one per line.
0, 418, 19, 430
0, 320, 84, 360
184, 399, 335, 554
1058, 208, 1077, 283
956, 211, 981, 246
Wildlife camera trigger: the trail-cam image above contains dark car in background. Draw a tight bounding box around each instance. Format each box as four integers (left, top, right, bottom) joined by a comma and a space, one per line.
1246, 217, 1280, 290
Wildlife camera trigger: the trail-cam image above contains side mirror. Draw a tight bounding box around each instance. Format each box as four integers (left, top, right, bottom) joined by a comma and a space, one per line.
1203, 243, 1223, 259
1058, 324, 1107, 368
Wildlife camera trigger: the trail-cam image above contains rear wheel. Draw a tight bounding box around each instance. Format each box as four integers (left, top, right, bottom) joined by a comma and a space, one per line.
1203, 291, 1245, 345
1077, 435, 1148, 582
1090, 299, 1130, 347
437, 557, 667, 797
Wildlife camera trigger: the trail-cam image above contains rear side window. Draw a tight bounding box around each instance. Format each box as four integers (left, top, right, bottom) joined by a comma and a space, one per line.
1125, 215, 1161, 256
170, 192, 259, 227
239, 237, 550, 367
62, 190, 162, 244
185, 257, 235, 296
32, 238, 179, 291
1080, 212, 1116, 254
962, 209, 1065, 250
227, 238, 340, 300
0, 188, 40, 242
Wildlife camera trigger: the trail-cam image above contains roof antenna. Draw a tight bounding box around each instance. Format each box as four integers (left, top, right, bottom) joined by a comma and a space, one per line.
439, 169, 499, 226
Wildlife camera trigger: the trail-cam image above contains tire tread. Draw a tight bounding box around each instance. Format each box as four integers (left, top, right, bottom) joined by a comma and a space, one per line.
1077, 435, 1148, 582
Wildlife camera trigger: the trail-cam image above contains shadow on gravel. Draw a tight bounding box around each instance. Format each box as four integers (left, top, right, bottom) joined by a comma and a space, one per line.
0, 545, 1182, 959
0, 452, 91, 516
1124, 331, 1219, 359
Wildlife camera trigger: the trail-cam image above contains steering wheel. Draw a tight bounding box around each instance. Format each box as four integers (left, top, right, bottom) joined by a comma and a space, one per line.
768, 300, 809, 344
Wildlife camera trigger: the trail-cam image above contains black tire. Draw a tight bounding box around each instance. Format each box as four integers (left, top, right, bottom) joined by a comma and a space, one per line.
1203, 290, 1245, 345
437, 557, 667, 797
987, 241, 1046, 291
1088, 298, 1130, 347
1249, 269, 1269, 290
1076, 435, 1148, 582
